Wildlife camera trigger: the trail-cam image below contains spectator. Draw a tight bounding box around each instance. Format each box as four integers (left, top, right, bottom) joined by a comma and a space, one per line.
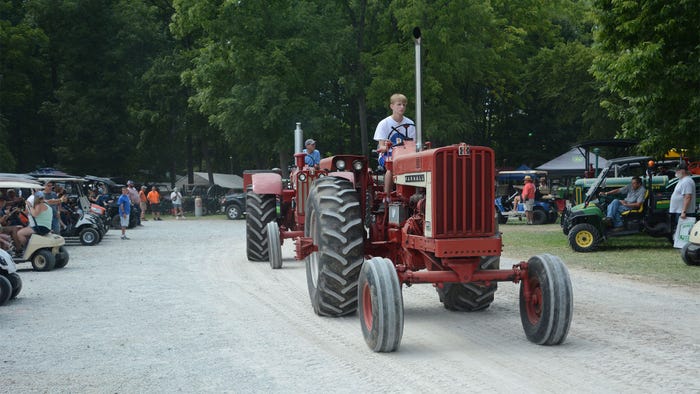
41, 181, 62, 234
170, 187, 184, 220
601, 176, 646, 230
669, 162, 697, 233
147, 186, 162, 221
118, 187, 131, 240
126, 180, 142, 226
0, 196, 22, 250
139, 186, 148, 222
521, 176, 536, 224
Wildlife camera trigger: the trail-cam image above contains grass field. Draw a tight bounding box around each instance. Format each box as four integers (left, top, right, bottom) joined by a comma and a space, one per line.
500, 221, 700, 286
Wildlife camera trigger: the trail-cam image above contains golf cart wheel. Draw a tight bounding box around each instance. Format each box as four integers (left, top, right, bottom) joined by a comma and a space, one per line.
267, 221, 282, 269
497, 211, 508, 224
305, 176, 365, 317
7, 273, 22, 299
681, 243, 700, 266
0, 275, 12, 305
437, 256, 500, 311
31, 249, 55, 271
358, 257, 404, 352
245, 192, 276, 261
532, 208, 547, 225
568, 223, 601, 252
55, 246, 70, 269
79, 227, 99, 246
226, 204, 243, 220
519, 254, 573, 345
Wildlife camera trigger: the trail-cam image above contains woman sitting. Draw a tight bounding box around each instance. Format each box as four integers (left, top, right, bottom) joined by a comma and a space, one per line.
17, 191, 54, 252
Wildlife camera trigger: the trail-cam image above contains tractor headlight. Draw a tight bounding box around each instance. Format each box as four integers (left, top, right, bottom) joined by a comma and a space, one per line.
336, 159, 346, 170
352, 160, 363, 171
298, 173, 307, 182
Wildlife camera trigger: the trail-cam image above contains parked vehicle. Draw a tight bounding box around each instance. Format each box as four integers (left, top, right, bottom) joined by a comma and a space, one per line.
681, 221, 700, 266
0, 249, 22, 305
495, 191, 559, 224
220, 191, 246, 220
245, 30, 572, 352
561, 156, 674, 252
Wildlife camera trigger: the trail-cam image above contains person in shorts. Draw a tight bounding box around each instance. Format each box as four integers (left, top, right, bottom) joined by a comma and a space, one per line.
118, 187, 131, 240
147, 186, 162, 221
170, 187, 184, 219
521, 176, 536, 224
16, 191, 53, 251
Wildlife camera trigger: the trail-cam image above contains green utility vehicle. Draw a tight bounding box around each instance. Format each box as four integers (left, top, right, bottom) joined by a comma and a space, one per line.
561, 156, 672, 252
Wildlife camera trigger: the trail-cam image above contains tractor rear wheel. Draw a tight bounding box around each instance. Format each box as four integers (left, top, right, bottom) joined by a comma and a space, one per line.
0, 275, 12, 306
532, 208, 547, 225
358, 257, 403, 352
519, 254, 573, 345
246, 192, 276, 261
267, 221, 282, 269
437, 256, 500, 311
305, 177, 365, 317
568, 223, 600, 252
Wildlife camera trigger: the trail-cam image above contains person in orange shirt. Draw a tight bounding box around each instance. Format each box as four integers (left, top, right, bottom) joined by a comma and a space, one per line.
138, 186, 148, 222
521, 176, 536, 224
146, 186, 162, 221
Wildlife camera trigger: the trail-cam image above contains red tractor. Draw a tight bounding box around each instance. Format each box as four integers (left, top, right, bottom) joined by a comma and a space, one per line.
245, 28, 573, 352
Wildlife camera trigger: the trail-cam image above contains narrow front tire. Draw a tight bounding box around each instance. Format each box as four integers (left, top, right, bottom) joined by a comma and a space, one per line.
358, 257, 404, 353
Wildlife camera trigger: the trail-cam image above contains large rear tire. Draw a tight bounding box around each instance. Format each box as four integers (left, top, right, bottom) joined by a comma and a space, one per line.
437, 256, 500, 311
32, 249, 56, 271
246, 192, 276, 261
267, 221, 282, 269
519, 254, 573, 345
568, 223, 601, 252
305, 177, 365, 317
0, 275, 12, 306
358, 257, 403, 352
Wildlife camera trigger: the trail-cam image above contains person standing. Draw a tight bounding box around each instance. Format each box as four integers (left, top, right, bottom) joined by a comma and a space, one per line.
41, 181, 61, 234
521, 176, 536, 224
126, 180, 142, 226
669, 162, 697, 234
138, 186, 148, 222
118, 187, 131, 240
147, 186, 162, 221
373, 93, 416, 200
170, 187, 184, 219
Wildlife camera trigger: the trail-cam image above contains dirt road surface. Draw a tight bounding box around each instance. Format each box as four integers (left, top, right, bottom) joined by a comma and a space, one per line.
2, 219, 698, 393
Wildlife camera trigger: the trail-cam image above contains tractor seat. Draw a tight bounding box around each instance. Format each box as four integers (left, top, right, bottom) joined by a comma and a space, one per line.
621, 190, 649, 216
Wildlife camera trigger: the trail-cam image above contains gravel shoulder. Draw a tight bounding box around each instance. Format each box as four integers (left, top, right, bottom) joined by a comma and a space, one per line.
1, 219, 698, 393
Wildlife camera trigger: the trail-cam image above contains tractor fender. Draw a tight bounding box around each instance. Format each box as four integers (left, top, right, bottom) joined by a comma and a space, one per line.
251, 173, 283, 195
328, 172, 355, 184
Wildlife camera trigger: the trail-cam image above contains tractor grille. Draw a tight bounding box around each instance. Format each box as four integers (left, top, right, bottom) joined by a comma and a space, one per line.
432, 146, 495, 238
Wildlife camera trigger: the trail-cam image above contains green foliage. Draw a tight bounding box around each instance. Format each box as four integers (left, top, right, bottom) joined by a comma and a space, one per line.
592, 0, 700, 157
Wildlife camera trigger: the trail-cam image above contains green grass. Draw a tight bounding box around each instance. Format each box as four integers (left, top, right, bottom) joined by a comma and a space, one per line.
500, 222, 700, 286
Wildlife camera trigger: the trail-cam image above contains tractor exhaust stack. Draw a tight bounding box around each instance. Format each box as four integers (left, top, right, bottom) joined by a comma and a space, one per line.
413, 27, 423, 152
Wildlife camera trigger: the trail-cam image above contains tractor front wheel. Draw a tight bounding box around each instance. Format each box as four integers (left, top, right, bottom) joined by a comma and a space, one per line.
305, 177, 365, 317
437, 256, 500, 311
358, 257, 403, 352
568, 223, 601, 252
245, 192, 276, 262
519, 254, 573, 345
267, 221, 282, 269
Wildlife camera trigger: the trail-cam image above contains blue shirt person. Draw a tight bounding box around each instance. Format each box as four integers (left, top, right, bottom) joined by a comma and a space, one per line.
303, 139, 321, 168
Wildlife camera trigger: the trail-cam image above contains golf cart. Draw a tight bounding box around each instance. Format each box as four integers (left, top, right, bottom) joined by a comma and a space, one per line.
681, 221, 700, 266
0, 249, 22, 305
495, 170, 560, 225
0, 179, 70, 271
561, 156, 672, 252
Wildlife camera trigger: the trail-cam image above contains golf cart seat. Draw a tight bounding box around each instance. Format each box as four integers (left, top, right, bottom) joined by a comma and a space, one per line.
621, 190, 650, 216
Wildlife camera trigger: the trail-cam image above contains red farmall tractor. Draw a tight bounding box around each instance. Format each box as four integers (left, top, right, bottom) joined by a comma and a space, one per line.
245, 28, 573, 352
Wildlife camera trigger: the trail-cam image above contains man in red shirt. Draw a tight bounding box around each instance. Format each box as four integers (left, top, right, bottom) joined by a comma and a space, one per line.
521, 176, 536, 225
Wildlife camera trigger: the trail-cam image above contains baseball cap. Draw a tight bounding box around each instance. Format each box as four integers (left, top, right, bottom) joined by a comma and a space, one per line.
35, 191, 45, 199
305, 138, 316, 146
127, 180, 134, 185
524, 175, 532, 181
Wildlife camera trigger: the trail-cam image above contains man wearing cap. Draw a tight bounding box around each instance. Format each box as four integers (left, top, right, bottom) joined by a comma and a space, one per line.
601, 176, 646, 230
669, 162, 697, 233
521, 176, 536, 224
303, 139, 321, 168
126, 181, 142, 226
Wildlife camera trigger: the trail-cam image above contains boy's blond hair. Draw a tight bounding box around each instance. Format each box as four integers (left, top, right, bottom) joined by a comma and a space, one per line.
390, 93, 408, 105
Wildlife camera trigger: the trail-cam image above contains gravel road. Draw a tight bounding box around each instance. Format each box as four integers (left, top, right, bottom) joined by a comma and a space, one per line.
2, 219, 698, 393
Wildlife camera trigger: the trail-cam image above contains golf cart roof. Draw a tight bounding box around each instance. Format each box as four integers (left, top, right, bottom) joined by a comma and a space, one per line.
574, 139, 638, 150
83, 175, 120, 187
0, 180, 43, 189
606, 156, 654, 166
33, 176, 87, 183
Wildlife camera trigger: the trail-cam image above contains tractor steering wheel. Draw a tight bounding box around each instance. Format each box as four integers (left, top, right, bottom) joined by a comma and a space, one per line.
387, 123, 415, 147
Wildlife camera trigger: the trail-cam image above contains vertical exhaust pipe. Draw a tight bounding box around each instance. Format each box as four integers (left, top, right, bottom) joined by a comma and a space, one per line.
413, 27, 422, 152
294, 122, 303, 153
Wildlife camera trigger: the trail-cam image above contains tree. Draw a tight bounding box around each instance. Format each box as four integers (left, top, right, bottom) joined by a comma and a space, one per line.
591, 0, 700, 156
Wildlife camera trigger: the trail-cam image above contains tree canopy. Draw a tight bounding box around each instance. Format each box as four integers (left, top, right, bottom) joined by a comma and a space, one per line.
0, 0, 697, 180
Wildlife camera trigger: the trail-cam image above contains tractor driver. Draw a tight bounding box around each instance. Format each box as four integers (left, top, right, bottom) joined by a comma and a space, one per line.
601, 176, 646, 230
303, 138, 321, 169
374, 93, 416, 201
